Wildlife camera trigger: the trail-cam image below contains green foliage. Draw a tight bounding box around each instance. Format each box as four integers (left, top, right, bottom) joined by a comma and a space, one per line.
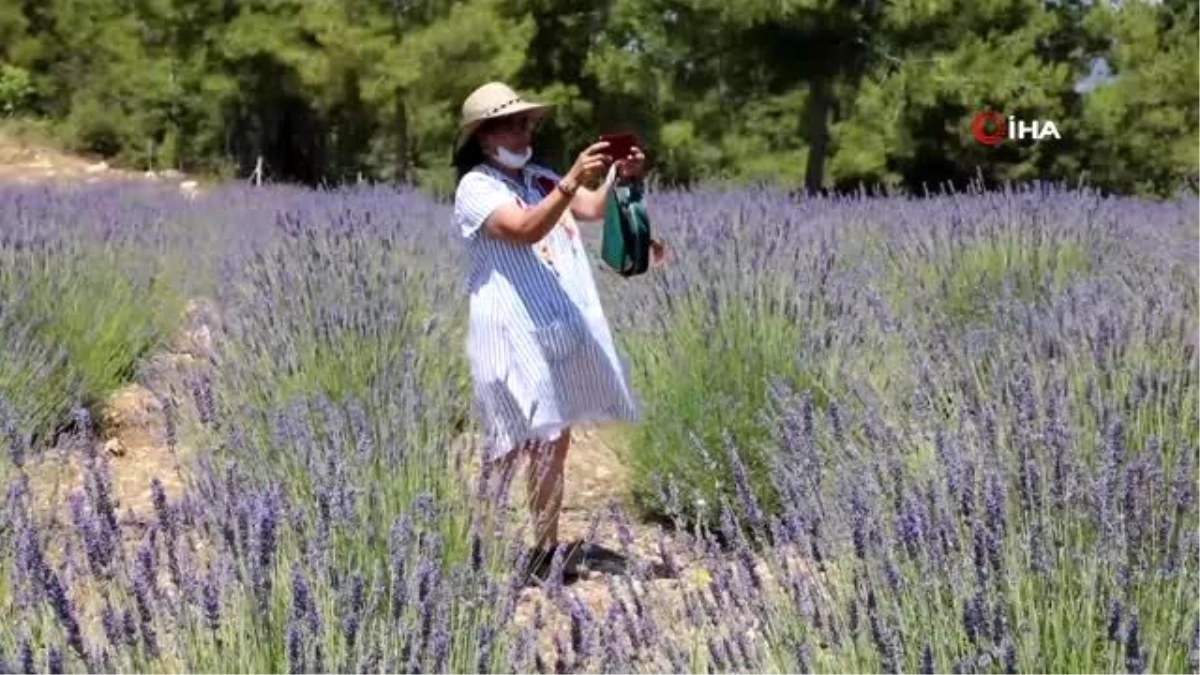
0, 306, 76, 447
0, 63, 33, 115
1075, 1, 1200, 195
620, 286, 831, 529
29, 251, 184, 406
0, 244, 187, 445
1, 0, 1195, 195
898, 237, 1092, 329
214, 227, 474, 460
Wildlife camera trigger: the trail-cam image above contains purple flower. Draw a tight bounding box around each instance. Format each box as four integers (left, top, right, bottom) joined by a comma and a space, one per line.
46, 645, 62, 675
101, 604, 122, 647
252, 488, 281, 616
964, 591, 985, 645
1099, 417, 1126, 540
725, 432, 765, 537
341, 572, 364, 651
850, 484, 871, 560
69, 490, 111, 578
122, 608, 137, 648
286, 619, 304, 674
1125, 614, 1144, 674
132, 566, 158, 659
164, 397, 178, 452
202, 566, 221, 633
17, 637, 32, 675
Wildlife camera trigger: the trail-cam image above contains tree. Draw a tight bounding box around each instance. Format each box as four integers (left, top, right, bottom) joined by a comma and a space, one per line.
1074, 0, 1199, 195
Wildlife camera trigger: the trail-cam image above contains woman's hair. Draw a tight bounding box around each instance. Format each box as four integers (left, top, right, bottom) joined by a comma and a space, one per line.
453, 120, 498, 183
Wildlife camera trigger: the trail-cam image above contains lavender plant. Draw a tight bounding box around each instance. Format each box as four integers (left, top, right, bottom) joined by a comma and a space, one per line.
0, 178, 1194, 674
0, 184, 194, 448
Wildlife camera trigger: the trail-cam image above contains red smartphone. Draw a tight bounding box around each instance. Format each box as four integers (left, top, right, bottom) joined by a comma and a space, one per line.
599, 132, 639, 161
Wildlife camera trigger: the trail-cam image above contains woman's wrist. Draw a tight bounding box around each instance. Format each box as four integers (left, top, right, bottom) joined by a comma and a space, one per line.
557, 175, 579, 197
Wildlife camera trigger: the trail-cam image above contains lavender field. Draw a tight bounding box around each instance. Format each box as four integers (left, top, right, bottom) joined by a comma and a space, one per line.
0, 178, 1197, 674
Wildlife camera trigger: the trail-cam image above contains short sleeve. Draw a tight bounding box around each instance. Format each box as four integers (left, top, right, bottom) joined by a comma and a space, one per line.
454, 170, 517, 239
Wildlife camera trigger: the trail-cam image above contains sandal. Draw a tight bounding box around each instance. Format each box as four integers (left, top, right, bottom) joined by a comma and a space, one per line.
521, 540, 631, 585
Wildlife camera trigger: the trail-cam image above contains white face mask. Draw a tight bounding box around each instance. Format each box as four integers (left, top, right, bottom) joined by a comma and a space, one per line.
492, 145, 532, 169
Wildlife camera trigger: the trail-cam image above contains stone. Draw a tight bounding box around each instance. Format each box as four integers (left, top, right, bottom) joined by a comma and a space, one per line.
169, 297, 222, 358
100, 384, 164, 441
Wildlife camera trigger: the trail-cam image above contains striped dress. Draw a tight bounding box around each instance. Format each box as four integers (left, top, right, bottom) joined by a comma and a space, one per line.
454, 161, 640, 460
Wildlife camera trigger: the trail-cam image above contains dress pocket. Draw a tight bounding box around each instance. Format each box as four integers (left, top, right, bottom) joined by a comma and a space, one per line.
531, 315, 587, 362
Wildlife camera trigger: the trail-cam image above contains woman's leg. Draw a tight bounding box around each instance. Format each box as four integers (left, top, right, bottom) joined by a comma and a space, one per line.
527, 426, 571, 551
488, 428, 571, 551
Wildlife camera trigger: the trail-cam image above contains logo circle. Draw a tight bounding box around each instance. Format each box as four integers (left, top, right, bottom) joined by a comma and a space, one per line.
971, 111, 1007, 146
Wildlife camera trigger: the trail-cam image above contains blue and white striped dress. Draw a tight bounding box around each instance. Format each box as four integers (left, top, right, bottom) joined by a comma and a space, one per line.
454, 161, 640, 460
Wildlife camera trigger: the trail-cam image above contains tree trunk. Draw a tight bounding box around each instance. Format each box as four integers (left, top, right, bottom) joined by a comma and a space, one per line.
395, 90, 410, 184
804, 74, 833, 195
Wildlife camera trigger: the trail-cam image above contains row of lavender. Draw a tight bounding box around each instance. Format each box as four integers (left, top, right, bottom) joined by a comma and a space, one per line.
0, 180, 1197, 673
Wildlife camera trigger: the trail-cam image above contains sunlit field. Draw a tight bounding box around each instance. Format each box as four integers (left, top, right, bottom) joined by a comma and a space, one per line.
1, 179, 1196, 674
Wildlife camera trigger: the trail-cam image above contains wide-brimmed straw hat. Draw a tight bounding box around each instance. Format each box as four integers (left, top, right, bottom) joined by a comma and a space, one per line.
455, 81, 553, 151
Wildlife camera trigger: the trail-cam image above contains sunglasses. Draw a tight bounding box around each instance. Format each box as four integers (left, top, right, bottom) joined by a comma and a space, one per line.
487, 113, 539, 133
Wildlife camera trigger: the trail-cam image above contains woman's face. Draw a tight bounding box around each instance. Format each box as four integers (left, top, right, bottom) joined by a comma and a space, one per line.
478, 112, 538, 154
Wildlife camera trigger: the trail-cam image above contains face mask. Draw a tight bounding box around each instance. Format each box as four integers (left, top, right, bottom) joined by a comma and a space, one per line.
492, 145, 532, 169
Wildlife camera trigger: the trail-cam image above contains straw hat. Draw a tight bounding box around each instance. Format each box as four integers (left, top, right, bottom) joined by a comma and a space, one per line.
455, 81, 553, 151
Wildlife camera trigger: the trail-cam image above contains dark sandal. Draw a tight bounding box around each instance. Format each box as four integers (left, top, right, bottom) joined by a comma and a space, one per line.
521, 541, 630, 585
563, 540, 629, 576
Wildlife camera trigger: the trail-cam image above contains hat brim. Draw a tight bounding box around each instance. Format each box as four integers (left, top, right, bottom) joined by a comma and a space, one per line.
455, 101, 553, 151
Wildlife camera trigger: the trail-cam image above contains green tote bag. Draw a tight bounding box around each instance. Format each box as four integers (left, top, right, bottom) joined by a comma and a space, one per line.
600, 177, 652, 277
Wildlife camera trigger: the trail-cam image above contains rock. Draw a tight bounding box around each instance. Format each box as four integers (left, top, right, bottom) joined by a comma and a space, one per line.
161, 169, 183, 179
189, 324, 212, 355
143, 171, 159, 180
180, 180, 199, 199
85, 161, 108, 173
170, 297, 222, 358
100, 384, 164, 441
104, 438, 126, 457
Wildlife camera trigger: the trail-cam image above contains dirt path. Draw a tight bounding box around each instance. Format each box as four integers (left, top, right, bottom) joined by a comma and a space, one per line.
502, 425, 707, 667
0, 130, 202, 195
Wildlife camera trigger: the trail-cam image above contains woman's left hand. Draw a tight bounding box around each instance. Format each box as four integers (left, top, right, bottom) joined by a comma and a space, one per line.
617, 147, 646, 179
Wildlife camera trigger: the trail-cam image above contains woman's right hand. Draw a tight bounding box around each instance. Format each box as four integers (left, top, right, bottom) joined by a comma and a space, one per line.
567, 141, 612, 185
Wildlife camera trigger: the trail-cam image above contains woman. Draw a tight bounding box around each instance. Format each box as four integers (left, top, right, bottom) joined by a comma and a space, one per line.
451, 81, 652, 563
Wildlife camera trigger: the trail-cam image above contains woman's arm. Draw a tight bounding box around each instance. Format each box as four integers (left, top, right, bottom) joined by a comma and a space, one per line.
484, 183, 578, 245
569, 180, 612, 221
569, 146, 646, 222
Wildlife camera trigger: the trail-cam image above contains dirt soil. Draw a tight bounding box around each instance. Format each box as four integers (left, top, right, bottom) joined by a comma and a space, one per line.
0, 130, 201, 193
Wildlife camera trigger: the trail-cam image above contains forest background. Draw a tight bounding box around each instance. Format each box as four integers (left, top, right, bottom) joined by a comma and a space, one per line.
0, 0, 1196, 198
